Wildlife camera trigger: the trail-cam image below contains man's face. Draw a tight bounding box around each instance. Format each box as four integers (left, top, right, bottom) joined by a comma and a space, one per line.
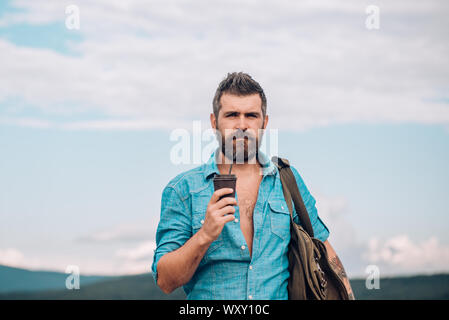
210, 93, 268, 164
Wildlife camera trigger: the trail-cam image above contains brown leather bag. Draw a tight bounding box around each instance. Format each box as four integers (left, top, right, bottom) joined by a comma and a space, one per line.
272, 156, 350, 300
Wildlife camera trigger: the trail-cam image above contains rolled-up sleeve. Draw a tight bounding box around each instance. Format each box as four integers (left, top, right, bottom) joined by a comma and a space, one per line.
151, 185, 192, 285
290, 167, 330, 242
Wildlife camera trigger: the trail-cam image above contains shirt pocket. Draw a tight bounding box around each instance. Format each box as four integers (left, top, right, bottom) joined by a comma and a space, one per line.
191, 206, 225, 261
268, 199, 291, 240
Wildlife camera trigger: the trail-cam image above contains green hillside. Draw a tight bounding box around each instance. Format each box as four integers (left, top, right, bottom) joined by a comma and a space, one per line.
0, 264, 448, 300
351, 273, 449, 300
0, 273, 185, 300
0, 265, 113, 293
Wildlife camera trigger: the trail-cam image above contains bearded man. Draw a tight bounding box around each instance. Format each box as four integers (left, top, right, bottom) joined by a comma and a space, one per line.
151, 72, 354, 300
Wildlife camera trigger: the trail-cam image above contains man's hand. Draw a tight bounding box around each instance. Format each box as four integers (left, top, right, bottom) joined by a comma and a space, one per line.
324, 240, 356, 300
200, 188, 237, 243
156, 187, 237, 294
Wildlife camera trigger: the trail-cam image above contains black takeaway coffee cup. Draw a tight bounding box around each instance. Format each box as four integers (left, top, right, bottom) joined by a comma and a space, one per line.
213, 174, 237, 201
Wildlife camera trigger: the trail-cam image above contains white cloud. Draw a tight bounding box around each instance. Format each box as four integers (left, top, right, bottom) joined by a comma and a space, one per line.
0, 248, 26, 267
363, 235, 449, 275
0, 220, 160, 276
0, 0, 448, 131
73, 222, 158, 275
114, 241, 157, 275
77, 220, 157, 243
312, 192, 449, 277
0, 247, 79, 273
116, 241, 156, 261
312, 192, 370, 278
0, 245, 155, 276
314, 193, 359, 251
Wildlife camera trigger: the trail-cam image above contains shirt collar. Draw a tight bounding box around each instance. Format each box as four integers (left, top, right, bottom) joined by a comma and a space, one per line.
203, 147, 277, 180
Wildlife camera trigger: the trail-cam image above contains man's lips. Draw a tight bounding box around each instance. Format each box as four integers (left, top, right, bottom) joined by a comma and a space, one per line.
232, 137, 252, 143
232, 135, 252, 140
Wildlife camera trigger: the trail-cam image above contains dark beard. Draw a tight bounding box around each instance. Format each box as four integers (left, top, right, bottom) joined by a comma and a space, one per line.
217, 128, 260, 164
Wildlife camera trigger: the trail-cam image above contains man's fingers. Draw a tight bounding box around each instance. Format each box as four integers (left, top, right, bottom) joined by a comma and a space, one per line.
221, 214, 236, 224
215, 196, 237, 209
211, 188, 234, 203
216, 205, 236, 217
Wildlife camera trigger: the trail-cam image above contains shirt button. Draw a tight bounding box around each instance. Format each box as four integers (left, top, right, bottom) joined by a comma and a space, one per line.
248, 295, 253, 299
241, 245, 246, 250
200, 219, 204, 224
281, 205, 284, 210
249, 265, 253, 270
235, 218, 239, 223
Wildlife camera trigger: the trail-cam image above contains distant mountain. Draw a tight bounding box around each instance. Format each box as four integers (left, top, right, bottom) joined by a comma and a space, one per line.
0, 265, 185, 300
0, 264, 448, 299
351, 273, 449, 300
0, 264, 113, 293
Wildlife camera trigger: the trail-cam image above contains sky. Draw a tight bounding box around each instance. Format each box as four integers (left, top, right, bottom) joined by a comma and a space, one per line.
0, 0, 448, 279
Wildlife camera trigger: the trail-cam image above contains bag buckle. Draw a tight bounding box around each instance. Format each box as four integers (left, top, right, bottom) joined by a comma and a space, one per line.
271, 156, 290, 168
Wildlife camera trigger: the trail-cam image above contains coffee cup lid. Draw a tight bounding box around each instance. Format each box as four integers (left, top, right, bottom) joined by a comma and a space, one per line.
214, 174, 236, 179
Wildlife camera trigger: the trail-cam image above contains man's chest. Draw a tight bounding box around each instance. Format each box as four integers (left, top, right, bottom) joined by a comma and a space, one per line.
189, 172, 291, 263
235, 176, 261, 219
234, 174, 263, 256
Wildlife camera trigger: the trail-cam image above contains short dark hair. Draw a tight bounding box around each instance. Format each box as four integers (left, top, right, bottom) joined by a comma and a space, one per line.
212, 72, 267, 119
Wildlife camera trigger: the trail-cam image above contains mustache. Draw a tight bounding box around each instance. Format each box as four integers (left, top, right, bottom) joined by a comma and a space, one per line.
227, 129, 256, 141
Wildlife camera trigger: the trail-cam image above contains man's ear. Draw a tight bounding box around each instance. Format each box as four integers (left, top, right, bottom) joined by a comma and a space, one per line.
210, 113, 217, 129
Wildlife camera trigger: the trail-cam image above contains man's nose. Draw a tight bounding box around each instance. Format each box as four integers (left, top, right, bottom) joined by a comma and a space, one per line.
236, 115, 249, 131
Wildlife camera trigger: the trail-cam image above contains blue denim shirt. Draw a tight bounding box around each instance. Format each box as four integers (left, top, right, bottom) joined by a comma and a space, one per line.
151, 149, 330, 300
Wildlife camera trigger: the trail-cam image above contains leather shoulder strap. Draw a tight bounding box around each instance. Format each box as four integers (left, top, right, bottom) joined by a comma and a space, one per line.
272, 156, 315, 238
